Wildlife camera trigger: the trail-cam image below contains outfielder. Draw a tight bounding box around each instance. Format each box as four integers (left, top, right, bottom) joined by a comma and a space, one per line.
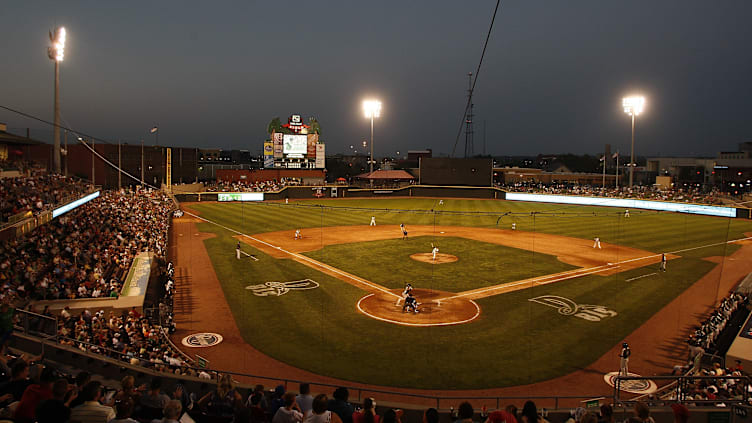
439, 200, 444, 205
619, 342, 631, 376
370, 216, 376, 226
236, 242, 242, 260
593, 237, 601, 249
395, 283, 413, 306
512, 223, 516, 230
624, 209, 630, 218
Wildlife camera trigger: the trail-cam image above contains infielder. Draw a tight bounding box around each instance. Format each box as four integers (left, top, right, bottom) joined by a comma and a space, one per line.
395, 283, 413, 306
294, 229, 301, 240
624, 209, 630, 218
660, 253, 667, 272
432, 246, 439, 260
401, 224, 408, 240
593, 237, 601, 249
619, 342, 631, 376
236, 242, 242, 260
512, 223, 516, 230
370, 216, 376, 226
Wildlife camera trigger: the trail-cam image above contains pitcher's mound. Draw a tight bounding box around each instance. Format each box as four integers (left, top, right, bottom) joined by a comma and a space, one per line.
410, 253, 458, 264
357, 289, 479, 326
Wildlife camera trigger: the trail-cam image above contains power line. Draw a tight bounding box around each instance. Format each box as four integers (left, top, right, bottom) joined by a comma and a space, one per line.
0, 104, 157, 189
451, 0, 502, 158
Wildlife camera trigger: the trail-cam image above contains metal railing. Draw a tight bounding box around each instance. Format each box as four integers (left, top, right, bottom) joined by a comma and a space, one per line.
614, 375, 751, 407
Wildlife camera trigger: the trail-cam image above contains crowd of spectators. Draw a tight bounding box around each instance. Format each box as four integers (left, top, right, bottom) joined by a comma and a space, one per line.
0, 188, 172, 302
50, 261, 211, 380
501, 183, 724, 205
0, 174, 91, 223
204, 178, 302, 193
687, 293, 747, 357
0, 348, 740, 423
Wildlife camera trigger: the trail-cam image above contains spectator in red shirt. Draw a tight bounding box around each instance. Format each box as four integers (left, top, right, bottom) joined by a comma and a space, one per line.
352, 398, 378, 423
14, 367, 56, 423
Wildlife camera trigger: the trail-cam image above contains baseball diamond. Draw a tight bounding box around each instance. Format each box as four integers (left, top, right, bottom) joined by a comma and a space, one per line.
170, 198, 752, 390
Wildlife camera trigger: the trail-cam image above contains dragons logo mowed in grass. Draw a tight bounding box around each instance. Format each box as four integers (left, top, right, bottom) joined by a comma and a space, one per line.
181, 333, 224, 348
245, 279, 320, 296
529, 295, 617, 322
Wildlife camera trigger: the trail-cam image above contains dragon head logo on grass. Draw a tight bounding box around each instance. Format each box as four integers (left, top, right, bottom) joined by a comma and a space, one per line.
246, 279, 320, 296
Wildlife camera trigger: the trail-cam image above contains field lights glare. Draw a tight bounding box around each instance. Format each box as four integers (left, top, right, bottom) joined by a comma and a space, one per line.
48, 27, 66, 62
622, 96, 645, 116
363, 100, 382, 118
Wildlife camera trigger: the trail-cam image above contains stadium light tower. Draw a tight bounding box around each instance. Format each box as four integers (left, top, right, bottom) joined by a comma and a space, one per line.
363, 100, 381, 179
48, 27, 66, 174
622, 95, 645, 188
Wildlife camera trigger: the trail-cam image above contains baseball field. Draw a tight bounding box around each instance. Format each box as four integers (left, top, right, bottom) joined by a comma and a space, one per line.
172, 198, 752, 390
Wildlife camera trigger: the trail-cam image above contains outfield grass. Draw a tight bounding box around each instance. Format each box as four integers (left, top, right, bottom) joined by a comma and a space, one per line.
187, 198, 752, 388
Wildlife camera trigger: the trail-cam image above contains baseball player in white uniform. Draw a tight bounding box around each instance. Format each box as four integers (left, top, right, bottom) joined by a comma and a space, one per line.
439, 200, 444, 205
432, 246, 439, 260
236, 242, 242, 259
624, 209, 630, 218
370, 216, 376, 226
395, 283, 412, 306
593, 237, 601, 249
400, 223, 408, 240
294, 229, 301, 240
512, 223, 516, 230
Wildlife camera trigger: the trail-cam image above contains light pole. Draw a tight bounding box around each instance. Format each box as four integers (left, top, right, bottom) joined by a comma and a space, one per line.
622, 96, 645, 187
48, 27, 66, 174
363, 100, 381, 182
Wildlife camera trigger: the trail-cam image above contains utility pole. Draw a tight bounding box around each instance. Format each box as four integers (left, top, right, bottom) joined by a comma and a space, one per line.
63, 130, 68, 177
118, 141, 122, 189
141, 139, 145, 186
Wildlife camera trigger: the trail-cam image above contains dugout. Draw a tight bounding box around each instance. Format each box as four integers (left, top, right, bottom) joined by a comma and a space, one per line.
419, 158, 493, 186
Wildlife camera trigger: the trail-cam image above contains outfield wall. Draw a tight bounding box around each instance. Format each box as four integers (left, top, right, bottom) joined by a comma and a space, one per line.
172, 186, 751, 219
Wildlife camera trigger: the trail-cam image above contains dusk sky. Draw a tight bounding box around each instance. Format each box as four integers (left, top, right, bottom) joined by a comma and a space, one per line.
1, 1, 750, 157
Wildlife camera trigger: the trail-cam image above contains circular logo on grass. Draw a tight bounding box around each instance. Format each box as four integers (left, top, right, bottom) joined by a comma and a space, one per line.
181, 333, 223, 348
603, 372, 657, 394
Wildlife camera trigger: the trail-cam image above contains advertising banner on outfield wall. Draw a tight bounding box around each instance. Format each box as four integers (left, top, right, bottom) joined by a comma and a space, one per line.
264, 156, 274, 168
218, 193, 264, 202
264, 142, 273, 156
315, 143, 325, 169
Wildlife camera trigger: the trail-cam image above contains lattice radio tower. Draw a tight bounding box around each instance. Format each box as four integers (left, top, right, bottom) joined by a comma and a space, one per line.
464, 72, 475, 158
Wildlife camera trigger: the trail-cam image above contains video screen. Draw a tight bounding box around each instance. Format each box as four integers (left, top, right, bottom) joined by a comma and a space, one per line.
283, 134, 308, 155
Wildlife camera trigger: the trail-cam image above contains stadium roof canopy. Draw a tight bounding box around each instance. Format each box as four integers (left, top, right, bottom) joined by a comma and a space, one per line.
0, 129, 45, 146
354, 170, 415, 180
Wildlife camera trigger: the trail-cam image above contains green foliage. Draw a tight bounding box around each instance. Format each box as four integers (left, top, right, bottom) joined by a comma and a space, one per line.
267, 117, 282, 135
308, 117, 321, 135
